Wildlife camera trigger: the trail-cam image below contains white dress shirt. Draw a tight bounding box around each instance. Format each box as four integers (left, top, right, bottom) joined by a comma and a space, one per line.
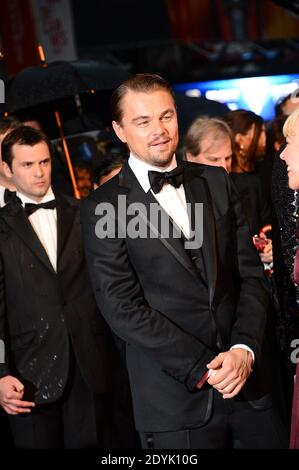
128, 153, 254, 369
0, 185, 6, 208
129, 153, 191, 238
17, 187, 57, 272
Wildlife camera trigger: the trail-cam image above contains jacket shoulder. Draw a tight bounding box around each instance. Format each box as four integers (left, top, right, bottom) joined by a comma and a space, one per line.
54, 191, 79, 208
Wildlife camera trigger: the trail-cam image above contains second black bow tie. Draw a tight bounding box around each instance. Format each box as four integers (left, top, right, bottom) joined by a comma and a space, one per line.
24, 200, 56, 216
148, 166, 184, 194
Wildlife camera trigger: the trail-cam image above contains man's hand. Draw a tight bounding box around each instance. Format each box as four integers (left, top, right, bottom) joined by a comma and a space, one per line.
206, 348, 253, 399
0, 376, 35, 414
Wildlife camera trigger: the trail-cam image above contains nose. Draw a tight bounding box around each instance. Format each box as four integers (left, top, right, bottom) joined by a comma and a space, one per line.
280, 148, 285, 160
35, 164, 44, 177
152, 119, 166, 136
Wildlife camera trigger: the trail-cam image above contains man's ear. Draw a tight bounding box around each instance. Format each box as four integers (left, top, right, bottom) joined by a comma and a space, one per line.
2, 161, 13, 179
112, 121, 127, 144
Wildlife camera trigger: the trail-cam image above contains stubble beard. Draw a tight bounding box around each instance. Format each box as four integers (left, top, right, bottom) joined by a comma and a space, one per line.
148, 148, 176, 169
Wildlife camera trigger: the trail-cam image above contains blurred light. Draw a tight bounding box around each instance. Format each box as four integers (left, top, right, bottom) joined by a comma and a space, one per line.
238, 77, 268, 115
206, 89, 240, 103
185, 89, 201, 97
173, 73, 299, 120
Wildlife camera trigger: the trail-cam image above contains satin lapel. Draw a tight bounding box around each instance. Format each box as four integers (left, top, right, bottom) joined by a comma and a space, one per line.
119, 163, 198, 279
55, 193, 78, 265
183, 164, 217, 307
2, 203, 55, 273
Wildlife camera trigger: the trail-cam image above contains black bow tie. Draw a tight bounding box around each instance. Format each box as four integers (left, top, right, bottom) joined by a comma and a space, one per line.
24, 200, 56, 216
148, 166, 184, 194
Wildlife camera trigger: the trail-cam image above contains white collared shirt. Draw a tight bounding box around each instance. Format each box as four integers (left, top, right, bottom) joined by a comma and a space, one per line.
0, 185, 6, 208
17, 187, 57, 272
128, 153, 191, 238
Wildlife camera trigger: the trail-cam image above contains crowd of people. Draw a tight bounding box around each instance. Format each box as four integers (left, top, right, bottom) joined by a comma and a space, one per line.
0, 73, 299, 449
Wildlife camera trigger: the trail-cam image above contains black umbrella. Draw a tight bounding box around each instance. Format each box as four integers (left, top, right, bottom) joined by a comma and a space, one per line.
5, 60, 130, 199
7, 59, 130, 112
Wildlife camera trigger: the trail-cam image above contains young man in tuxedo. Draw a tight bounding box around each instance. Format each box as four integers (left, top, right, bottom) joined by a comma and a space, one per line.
0, 126, 134, 449
81, 73, 288, 449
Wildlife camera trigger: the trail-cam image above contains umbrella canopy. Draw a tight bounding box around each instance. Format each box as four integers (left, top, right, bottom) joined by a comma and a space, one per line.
7, 60, 130, 112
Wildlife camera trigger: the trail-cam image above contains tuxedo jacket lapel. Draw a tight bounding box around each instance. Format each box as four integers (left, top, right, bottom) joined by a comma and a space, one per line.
119, 163, 198, 279
2, 202, 55, 274
55, 192, 78, 270
182, 163, 217, 307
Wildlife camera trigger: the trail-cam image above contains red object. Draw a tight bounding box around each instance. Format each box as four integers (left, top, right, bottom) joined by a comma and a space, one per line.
0, 0, 39, 75
294, 247, 299, 286
252, 235, 268, 253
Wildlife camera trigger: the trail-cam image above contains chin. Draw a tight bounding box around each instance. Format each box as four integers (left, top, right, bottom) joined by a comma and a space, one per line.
288, 178, 299, 190
151, 154, 174, 167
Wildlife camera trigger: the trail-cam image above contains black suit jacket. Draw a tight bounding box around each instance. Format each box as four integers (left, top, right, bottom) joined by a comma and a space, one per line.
81, 161, 270, 432
0, 192, 113, 404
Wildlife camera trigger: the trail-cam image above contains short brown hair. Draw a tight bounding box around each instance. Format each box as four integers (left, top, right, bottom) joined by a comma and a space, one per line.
2, 126, 53, 170
110, 73, 176, 124
183, 116, 233, 157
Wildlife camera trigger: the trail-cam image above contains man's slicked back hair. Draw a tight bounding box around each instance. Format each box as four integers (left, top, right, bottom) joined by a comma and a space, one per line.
110, 73, 176, 124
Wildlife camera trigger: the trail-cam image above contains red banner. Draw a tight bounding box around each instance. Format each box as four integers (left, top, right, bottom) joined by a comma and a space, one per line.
0, 0, 39, 75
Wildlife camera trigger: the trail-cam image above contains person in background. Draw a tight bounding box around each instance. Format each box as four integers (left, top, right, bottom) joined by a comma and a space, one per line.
224, 109, 266, 174
280, 107, 299, 448
73, 161, 92, 198
183, 115, 272, 265
271, 99, 299, 428
275, 91, 299, 117
0, 126, 135, 449
81, 73, 287, 449
183, 116, 233, 173
224, 110, 272, 259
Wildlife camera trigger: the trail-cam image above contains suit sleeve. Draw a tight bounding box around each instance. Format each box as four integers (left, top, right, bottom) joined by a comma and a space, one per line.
225, 174, 269, 362
80, 196, 215, 391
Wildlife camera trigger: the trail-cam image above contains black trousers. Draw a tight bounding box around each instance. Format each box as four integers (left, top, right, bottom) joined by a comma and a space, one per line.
139, 390, 289, 449
0, 409, 13, 449
8, 357, 109, 449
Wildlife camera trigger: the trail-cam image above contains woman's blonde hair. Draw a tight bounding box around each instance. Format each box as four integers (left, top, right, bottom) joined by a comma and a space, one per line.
283, 107, 299, 138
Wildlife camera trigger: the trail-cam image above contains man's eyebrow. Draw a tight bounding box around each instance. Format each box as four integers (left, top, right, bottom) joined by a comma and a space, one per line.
131, 115, 149, 123
131, 108, 175, 123
160, 109, 175, 117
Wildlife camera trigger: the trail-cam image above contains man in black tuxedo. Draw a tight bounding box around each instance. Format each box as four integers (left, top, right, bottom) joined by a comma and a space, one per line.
81, 74, 287, 449
0, 126, 128, 449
